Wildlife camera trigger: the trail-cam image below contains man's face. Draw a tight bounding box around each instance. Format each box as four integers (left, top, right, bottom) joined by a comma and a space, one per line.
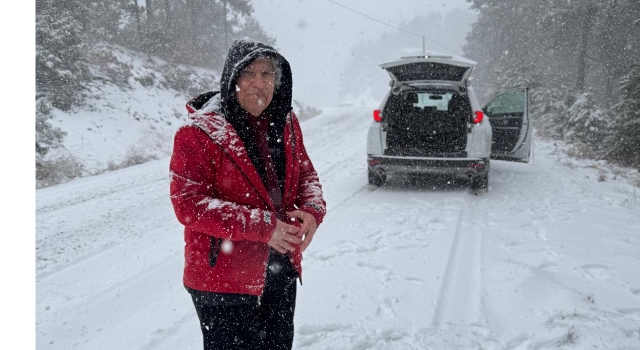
235, 58, 276, 117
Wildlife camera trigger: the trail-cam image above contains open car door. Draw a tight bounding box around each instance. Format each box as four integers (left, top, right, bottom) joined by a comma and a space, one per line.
484, 88, 532, 163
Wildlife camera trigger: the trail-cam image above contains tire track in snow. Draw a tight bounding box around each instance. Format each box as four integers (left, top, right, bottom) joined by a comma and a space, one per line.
36, 158, 174, 277
37, 159, 169, 214
430, 192, 484, 329
315, 142, 364, 181
325, 184, 373, 219
316, 142, 373, 216
300, 107, 374, 224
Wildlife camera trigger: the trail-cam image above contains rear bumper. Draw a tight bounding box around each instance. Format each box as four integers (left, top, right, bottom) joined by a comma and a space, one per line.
367, 154, 489, 178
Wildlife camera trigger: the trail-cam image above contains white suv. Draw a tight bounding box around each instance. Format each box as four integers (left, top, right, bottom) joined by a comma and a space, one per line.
366, 54, 533, 191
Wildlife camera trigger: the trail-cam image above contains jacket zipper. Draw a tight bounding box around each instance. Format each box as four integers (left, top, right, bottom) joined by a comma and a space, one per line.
260, 115, 296, 305
209, 237, 222, 267
284, 115, 296, 207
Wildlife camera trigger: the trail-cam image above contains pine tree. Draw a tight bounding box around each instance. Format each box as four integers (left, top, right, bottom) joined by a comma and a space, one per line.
84, 0, 130, 44
36, 100, 84, 185
36, 0, 91, 111
532, 86, 571, 139
35, 100, 66, 158
607, 62, 640, 166
483, 53, 540, 103
564, 90, 610, 150
464, 1, 557, 98
236, 17, 276, 47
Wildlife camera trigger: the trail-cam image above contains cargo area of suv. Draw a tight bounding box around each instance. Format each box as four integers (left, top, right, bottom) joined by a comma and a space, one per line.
384, 90, 470, 158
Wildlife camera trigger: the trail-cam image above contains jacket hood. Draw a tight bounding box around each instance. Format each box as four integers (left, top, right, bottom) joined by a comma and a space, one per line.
186, 40, 293, 121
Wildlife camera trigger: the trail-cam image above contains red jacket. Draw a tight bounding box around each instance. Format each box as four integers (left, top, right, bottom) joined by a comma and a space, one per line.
170, 95, 326, 296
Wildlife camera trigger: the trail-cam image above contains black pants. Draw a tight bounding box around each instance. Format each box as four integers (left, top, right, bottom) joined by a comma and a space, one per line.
190, 254, 297, 350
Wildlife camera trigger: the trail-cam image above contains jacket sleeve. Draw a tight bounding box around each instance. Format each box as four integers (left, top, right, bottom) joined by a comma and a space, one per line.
290, 113, 327, 226
169, 125, 276, 243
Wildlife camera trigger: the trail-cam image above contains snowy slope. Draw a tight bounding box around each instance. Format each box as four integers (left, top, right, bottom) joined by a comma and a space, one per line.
36, 104, 640, 349
46, 44, 215, 173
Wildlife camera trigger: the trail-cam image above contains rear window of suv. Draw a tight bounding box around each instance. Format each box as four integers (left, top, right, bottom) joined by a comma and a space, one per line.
412, 92, 454, 111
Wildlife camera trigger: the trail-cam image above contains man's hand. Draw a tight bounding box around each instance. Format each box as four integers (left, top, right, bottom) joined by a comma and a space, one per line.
268, 219, 302, 254
287, 210, 318, 252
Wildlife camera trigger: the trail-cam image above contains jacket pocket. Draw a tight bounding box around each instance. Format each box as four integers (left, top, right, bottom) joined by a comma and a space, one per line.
209, 237, 222, 267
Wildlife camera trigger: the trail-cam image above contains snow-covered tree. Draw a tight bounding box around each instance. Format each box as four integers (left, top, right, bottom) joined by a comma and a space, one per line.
480, 53, 541, 104
237, 17, 276, 48
564, 90, 610, 150
36, 0, 91, 111
84, 0, 131, 44
532, 86, 571, 139
173, 0, 248, 67
588, 1, 637, 107
36, 99, 73, 184
464, 1, 562, 98
35, 100, 65, 158
606, 62, 640, 166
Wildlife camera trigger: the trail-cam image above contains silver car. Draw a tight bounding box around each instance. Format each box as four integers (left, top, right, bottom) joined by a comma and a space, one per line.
366, 54, 533, 191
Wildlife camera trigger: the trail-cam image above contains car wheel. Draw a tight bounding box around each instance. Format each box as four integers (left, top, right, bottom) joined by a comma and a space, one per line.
470, 172, 489, 194
368, 169, 386, 186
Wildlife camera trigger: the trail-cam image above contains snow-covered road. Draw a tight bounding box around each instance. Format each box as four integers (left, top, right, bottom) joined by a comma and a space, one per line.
36, 105, 640, 349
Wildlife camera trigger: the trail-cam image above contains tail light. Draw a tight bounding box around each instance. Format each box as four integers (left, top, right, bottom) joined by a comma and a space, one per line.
469, 162, 485, 171
373, 109, 382, 122
472, 111, 484, 124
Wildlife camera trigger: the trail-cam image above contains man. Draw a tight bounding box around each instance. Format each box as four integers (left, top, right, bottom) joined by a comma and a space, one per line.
169, 39, 326, 350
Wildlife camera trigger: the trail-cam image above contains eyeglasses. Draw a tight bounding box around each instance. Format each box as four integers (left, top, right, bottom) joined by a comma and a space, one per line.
238, 69, 276, 83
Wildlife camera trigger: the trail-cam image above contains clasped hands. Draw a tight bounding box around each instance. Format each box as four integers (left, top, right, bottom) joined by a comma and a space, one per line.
267, 210, 317, 254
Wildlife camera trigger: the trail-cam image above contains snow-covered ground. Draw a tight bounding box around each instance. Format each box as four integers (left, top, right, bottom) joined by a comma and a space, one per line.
36, 104, 640, 349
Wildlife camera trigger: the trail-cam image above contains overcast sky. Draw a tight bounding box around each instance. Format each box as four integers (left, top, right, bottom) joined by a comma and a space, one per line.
251, 0, 474, 108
